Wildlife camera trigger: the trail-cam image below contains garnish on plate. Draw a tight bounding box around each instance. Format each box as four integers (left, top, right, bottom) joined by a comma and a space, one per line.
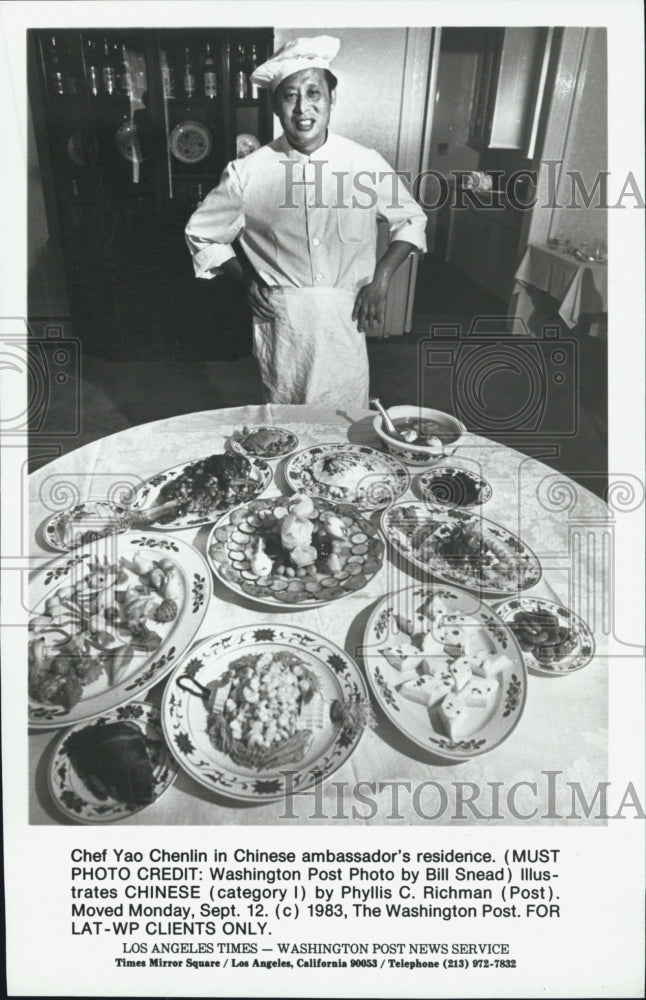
384, 503, 540, 593
204, 650, 325, 769
208, 493, 384, 605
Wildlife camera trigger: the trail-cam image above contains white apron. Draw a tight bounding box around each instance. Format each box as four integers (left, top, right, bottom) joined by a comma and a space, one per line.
252, 286, 369, 409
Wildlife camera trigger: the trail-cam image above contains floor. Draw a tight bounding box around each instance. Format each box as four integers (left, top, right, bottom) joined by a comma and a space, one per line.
28, 257, 608, 499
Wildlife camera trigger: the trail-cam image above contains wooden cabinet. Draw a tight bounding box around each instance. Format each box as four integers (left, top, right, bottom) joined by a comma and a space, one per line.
469, 28, 551, 154
447, 200, 523, 301
29, 28, 273, 359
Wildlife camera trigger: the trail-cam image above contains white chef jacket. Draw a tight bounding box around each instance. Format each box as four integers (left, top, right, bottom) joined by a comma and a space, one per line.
185, 130, 427, 292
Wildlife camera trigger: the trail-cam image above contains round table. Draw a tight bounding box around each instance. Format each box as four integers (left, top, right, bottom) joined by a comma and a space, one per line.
28, 404, 608, 825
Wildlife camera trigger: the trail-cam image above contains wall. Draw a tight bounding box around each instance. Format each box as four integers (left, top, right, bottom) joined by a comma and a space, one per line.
272, 28, 408, 165
548, 28, 607, 247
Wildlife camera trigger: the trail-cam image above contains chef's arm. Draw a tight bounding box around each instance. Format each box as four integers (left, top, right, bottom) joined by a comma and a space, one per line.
352, 240, 416, 333
220, 258, 275, 322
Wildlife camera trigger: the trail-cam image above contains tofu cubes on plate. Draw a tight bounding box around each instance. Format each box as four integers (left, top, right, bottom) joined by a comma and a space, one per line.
379, 600, 513, 740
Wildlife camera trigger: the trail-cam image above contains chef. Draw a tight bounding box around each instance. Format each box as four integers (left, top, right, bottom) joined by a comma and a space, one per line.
185, 35, 427, 408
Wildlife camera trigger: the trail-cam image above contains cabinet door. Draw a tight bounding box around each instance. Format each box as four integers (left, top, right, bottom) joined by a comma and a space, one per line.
447, 209, 493, 287
447, 209, 521, 300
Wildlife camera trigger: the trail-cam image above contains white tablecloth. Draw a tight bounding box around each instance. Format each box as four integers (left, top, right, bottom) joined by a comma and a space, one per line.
513, 243, 608, 337
28, 405, 609, 825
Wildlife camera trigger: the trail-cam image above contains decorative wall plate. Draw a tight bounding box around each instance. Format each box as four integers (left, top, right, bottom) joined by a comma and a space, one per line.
169, 121, 212, 163
236, 133, 260, 158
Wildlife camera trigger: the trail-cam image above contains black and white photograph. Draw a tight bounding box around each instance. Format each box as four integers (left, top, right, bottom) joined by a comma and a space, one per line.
1, 1, 644, 997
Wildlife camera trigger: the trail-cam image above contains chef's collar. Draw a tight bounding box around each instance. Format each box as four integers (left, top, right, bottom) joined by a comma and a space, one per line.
277, 130, 337, 162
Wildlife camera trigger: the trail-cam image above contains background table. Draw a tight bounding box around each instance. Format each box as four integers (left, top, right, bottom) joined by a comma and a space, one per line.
29, 404, 608, 825
513, 242, 608, 337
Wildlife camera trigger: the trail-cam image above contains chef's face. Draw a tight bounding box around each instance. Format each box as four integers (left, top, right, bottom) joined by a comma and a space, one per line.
274, 68, 335, 154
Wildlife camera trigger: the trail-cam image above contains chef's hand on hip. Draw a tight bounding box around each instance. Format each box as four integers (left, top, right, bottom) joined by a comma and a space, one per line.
247, 278, 275, 322
352, 275, 389, 333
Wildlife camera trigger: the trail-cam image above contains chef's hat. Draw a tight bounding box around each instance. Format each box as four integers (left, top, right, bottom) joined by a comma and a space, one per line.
250, 35, 340, 92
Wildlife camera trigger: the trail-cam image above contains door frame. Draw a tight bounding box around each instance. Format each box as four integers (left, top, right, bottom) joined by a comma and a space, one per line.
383, 26, 441, 337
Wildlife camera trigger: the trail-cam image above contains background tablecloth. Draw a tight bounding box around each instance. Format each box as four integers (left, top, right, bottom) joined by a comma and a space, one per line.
513, 243, 608, 336
28, 405, 609, 825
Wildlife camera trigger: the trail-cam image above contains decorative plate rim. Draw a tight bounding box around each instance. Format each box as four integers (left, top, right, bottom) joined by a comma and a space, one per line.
229, 425, 299, 459
381, 500, 542, 595
129, 453, 272, 531
416, 466, 493, 509
48, 702, 178, 824
169, 120, 213, 164
494, 596, 596, 675
284, 442, 410, 511
161, 623, 368, 802
43, 501, 129, 553
205, 493, 384, 610
28, 532, 212, 729
361, 582, 528, 760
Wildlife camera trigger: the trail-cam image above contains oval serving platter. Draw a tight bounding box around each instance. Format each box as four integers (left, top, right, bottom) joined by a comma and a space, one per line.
381, 501, 541, 596
129, 453, 272, 530
361, 583, 527, 760
28, 532, 212, 729
162, 624, 369, 803
285, 443, 409, 511
229, 425, 299, 459
44, 501, 130, 553
48, 702, 178, 824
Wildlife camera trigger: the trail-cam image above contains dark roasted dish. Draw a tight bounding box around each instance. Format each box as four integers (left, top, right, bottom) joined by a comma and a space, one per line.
154, 453, 255, 522
65, 721, 155, 807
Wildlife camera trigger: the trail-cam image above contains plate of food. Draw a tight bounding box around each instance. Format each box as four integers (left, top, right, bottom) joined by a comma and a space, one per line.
44, 501, 130, 553
206, 492, 384, 608
495, 596, 595, 675
162, 624, 372, 802
382, 502, 541, 595
229, 425, 299, 459
284, 443, 409, 511
48, 702, 178, 823
416, 466, 492, 509
28, 533, 211, 729
129, 452, 272, 530
361, 583, 527, 759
